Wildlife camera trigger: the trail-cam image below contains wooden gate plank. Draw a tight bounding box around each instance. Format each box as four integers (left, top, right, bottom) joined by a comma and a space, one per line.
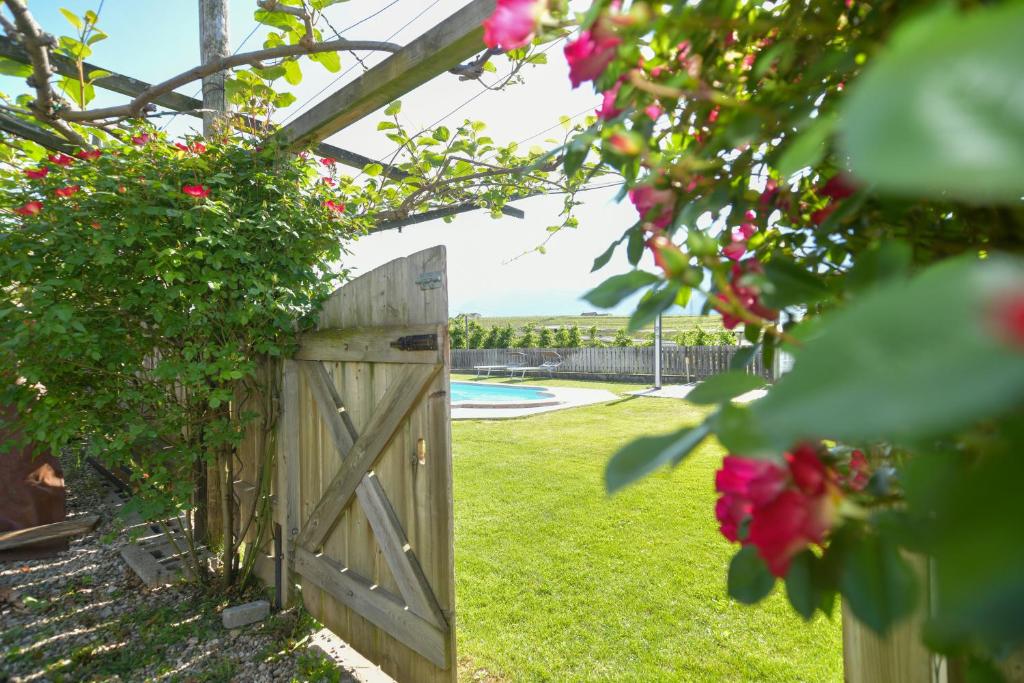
357, 473, 447, 628
299, 361, 356, 455
300, 360, 447, 628
294, 547, 448, 668
297, 363, 439, 551
296, 324, 443, 364
277, 360, 301, 607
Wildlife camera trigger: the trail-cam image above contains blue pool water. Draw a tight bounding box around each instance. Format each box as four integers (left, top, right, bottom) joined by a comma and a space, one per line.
451, 381, 554, 404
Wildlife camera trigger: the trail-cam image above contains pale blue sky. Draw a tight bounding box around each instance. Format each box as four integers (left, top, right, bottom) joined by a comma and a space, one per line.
3, 0, 709, 316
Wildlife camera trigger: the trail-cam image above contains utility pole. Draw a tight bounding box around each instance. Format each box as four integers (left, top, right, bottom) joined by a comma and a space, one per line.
654, 313, 663, 390
195, 0, 230, 553
199, 0, 230, 136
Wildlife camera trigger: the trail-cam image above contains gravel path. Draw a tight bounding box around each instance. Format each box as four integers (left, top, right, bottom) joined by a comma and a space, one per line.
0, 455, 371, 682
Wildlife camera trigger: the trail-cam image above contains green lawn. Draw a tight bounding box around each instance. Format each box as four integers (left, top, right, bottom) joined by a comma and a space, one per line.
451, 374, 842, 682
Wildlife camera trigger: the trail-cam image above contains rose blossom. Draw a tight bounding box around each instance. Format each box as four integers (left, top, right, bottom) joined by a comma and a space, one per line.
182, 184, 211, 198
628, 185, 676, 230
716, 443, 842, 576
483, 0, 545, 50
15, 201, 43, 216
565, 29, 622, 88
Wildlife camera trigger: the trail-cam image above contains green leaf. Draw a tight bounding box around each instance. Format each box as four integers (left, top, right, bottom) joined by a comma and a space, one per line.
309, 50, 341, 73
785, 550, 819, 620
729, 345, 759, 370
846, 240, 912, 294
715, 403, 768, 454
687, 371, 764, 405
728, 546, 776, 604
839, 532, 917, 634
282, 59, 302, 85
626, 229, 644, 266
274, 92, 297, 108
363, 163, 383, 177
605, 422, 711, 493
839, 3, 1024, 202
628, 284, 679, 331
760, 257, 830, 309
0, 57, 32, 78
432, 126, 450, 142
384, 100, 402, 116
750, 255, 1024, 448
60, 8, 83, 30
564, 131, 594, 177
591, 240, 619, 272
776, 114, 835, 179
87, 69, 112, 82
583, 271, 659, 308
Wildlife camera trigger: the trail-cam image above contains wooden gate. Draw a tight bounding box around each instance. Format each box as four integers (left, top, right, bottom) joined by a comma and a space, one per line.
273, 246, 455, 682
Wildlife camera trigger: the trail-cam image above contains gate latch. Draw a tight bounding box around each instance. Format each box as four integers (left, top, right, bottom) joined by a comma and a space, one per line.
415, 271, 443, 290
391, 334, 439, 351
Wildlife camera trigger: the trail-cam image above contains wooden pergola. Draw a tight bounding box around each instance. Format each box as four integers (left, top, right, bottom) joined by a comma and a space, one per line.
0, 0, 527, 230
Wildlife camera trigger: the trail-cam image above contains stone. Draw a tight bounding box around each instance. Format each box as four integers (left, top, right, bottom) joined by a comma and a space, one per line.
222, 600, 270, 629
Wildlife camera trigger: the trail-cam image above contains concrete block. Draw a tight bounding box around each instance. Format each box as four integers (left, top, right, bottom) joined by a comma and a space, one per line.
222, 600, 270, 629
120, 544, 174, 587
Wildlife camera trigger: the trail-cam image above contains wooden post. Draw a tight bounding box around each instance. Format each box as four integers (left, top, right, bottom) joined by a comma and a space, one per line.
198, 0, 230, 551
199, 0, 230, 135
654, 314, 662, 389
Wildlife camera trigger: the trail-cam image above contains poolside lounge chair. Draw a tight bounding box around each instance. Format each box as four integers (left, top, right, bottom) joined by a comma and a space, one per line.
508, 351, 563, 378
474, 352, 527, 377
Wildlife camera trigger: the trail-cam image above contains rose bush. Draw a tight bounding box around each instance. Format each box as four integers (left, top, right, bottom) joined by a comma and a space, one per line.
486, 0, 1024, 673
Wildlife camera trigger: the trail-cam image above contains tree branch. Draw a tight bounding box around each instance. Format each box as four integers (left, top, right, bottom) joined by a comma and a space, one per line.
1, 0, 86, 146
58, 38, 402, 122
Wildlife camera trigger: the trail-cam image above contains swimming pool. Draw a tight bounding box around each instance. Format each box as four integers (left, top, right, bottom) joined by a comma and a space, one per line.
450, 381, 558, 407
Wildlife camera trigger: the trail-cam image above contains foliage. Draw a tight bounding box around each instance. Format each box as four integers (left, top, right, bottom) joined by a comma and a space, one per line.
495, 0, 1024, 667
537, 326, 554, 347
675, 327, 737, 347
515, 325, 537, 348
1, 133, 352, 534
611, 329, 634, 347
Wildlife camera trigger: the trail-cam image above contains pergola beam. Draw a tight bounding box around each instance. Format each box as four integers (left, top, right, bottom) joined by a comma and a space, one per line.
0, 7, 527, 226
371, 196, 526, 234
0, 37, 199, 114
0, 36, 403, 179
0, 111, 74, 152
278, 0, 495, 150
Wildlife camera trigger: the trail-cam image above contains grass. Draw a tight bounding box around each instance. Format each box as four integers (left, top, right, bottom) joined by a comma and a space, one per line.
464, 315, 722, 338
451, 375, 842, 682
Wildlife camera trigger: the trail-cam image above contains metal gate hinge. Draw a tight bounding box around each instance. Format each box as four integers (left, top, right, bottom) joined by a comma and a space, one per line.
415, 271, 443, 290
390, 334, 439, 351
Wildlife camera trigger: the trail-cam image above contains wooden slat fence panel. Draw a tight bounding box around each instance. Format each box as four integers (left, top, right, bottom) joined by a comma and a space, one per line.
450, 346, 772, 382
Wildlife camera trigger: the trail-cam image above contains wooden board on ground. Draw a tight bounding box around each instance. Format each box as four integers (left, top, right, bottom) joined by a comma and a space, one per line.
0, 515, 99, 552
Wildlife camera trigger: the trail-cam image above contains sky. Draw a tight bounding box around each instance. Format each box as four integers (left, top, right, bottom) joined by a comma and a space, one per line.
2, 0, 710, 317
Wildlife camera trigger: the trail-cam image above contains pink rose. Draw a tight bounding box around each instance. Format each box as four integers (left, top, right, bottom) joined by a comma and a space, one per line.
715, 443, 841, 577
565, 29, 622, 88
628, 184, 676, 230
596, 81, 624, 120
483, 0, 544, 50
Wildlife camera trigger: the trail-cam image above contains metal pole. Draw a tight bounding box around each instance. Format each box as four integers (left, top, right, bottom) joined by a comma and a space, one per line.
654, 313, 663, 390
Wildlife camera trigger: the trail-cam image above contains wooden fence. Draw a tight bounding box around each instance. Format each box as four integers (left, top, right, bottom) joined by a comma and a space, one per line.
450, 345, 773, 383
